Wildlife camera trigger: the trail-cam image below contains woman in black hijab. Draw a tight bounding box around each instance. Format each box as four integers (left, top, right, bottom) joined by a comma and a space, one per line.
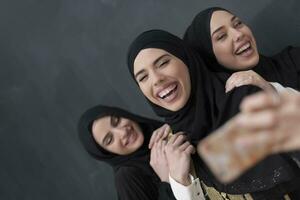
183, 7, 300, 92
78, 105, 177, 200
127, 29, 300, 199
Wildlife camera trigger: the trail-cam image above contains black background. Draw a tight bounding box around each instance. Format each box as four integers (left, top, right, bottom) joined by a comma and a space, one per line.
1, 0, 300, 199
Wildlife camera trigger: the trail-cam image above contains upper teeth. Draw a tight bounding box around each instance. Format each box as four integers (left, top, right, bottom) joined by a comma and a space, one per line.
236, 42, 250, 54
158, 84, 176, 98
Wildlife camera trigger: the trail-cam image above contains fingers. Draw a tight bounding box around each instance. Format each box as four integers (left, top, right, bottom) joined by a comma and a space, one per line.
185, 145, 196, 154
240, 92, 280, 113
150, 139, 167, 165
226, 74, 249, 93
225, 70, 270, 93
225, 71, 254, 93
150, 142, 157, 166
173, 134, 186, 146
179, 141, 195, 154
178, 141, 190, 151
161, 124, 171, 141
149, 124, 170, 149
167, 132, 184, 145
165, 132, 195, 156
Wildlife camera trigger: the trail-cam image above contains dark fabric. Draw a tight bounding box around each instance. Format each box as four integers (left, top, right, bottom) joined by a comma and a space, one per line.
115, 166, 175, 200
250, 172, 300, 200
127, 29, 299, 194
78, 105, 176, 200
183, 7, 300, 90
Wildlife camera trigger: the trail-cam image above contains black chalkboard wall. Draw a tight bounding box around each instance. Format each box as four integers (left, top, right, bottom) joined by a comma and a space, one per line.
1, 0, 300, 199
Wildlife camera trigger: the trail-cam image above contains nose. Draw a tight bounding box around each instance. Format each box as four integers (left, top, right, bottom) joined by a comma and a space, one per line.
115, 125, 132, 145
230, 28, 244, 42
152, 71, 165, 87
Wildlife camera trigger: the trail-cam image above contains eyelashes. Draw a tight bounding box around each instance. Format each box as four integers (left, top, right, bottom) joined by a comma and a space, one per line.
138, 74, 148, 82
105, 133, 113, 146
104, 115, 120, 146
215, 20, 244, 41
216, 33, 227, 41
233, 20, 243, 28
137, 59, 170, 83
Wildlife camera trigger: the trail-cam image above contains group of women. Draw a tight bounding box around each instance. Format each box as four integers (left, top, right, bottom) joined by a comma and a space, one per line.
78, 7, 300, 200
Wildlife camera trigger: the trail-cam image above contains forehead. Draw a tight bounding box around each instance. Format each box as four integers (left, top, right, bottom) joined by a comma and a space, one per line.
210, 10, 234, 29
133, 48, 169, 72
91, 116, 110, 140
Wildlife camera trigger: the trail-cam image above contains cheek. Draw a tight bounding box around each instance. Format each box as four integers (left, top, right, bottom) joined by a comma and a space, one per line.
139, 84, 154, 100
107, 143, 124, 155
135, 134, 144, 149
213, 41, 232, 58
213, 43, 237, 67
179, 67, 190, 87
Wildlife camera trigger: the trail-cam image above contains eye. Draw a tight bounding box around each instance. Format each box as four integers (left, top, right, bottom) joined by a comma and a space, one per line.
138, 74, 148, 82
216, 33, 227, 41
158, 59, 170, 68
233, 20, 243, 28
105, 133, 114, 146
111, 116, 120, 127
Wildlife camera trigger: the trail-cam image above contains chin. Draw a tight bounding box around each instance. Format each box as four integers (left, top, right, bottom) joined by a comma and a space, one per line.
166, 100, 186, 111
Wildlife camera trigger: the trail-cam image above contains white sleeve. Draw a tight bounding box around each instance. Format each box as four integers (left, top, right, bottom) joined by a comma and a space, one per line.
169, 174, 205, 200
270, 82, 299, 93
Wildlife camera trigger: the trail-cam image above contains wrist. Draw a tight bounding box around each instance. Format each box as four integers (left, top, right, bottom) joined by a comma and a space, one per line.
160, 176, 169, 183
171, 173, 191, 186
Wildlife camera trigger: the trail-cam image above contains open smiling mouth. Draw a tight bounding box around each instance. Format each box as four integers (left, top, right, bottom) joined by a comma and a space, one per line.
157, 83, 178, 102
125, 130, 136, 146
235, 42, 253, 56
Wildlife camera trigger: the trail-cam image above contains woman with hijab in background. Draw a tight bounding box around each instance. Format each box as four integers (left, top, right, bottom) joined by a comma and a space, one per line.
183, 7, 300, 94
78, 105, 202, 200
183, 7, 300, 198
127, 29, 300, 199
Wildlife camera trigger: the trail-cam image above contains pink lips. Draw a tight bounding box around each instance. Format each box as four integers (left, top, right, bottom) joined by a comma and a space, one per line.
124, 128, 137, 146
234, 41, 250, 54
155, 82, 179, 103
234, 40, 254, 58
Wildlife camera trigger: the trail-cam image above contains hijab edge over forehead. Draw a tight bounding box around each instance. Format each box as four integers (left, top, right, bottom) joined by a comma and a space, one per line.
127, 29, 188, 81
184, 7, 228, 56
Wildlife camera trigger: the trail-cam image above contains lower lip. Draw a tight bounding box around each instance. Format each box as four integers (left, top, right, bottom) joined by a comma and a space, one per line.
160, 84, 179, 104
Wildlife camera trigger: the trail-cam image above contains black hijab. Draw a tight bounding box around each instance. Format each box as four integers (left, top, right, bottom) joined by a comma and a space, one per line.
127, 30, 299, 194
183, 7, 300, 90
78, 105, 175, 200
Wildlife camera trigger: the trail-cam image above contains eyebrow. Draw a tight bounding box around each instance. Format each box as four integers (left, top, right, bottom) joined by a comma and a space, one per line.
231, 15, 237, 22
211, 15, 238, 36
134, 54, 170, 79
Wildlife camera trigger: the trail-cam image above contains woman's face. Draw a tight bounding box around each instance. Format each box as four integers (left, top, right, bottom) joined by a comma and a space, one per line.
133, 48, 191, 111
92, 116, 144, 155
210, 10, 259, 70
